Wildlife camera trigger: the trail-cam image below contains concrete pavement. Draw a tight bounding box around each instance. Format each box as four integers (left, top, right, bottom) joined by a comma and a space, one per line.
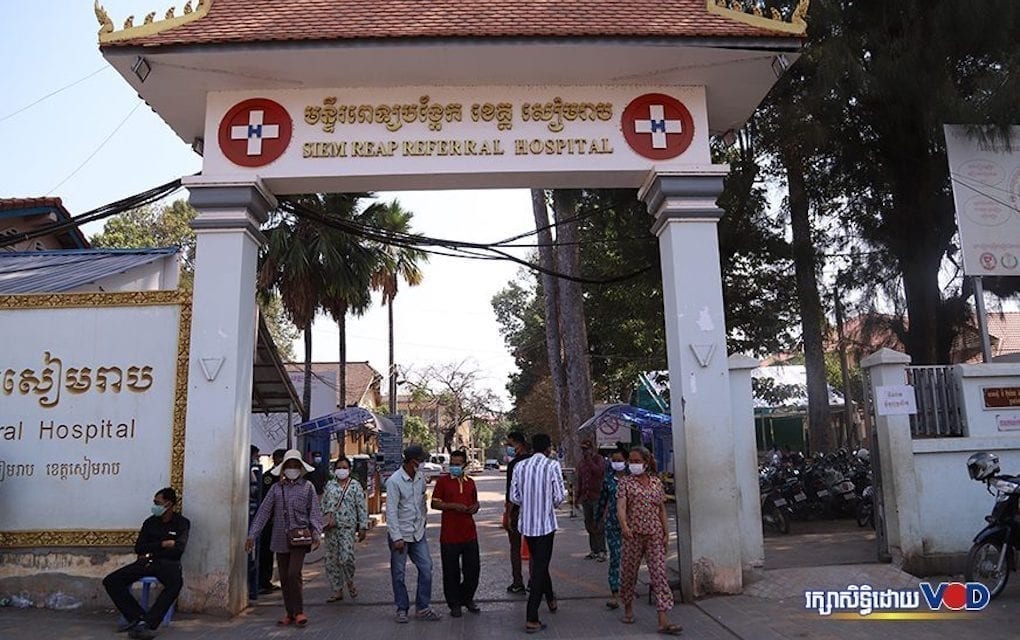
3, 472, 1019, 639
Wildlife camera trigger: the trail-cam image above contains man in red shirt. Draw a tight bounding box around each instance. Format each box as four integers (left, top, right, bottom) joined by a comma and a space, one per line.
431, 450, 481, 618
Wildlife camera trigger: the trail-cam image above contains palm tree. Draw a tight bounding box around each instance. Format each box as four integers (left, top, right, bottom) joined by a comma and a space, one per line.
367, 199, 428, 415
258, 193, 380, 421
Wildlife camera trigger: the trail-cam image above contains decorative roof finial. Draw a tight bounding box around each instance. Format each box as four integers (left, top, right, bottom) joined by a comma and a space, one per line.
166, 7, 176, 20
94, 1, 114, 36
144, 12, 157, 25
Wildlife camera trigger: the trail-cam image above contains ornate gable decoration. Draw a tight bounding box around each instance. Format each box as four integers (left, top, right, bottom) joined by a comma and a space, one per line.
707, 0, 809, 35
94, 0, 214, 43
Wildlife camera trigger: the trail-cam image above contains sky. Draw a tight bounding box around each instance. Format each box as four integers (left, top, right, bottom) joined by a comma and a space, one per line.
0, 2, 536, 405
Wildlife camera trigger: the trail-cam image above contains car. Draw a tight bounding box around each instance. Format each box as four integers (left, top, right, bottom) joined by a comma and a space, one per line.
420, 460, 443, 482
484, 458, 501, 470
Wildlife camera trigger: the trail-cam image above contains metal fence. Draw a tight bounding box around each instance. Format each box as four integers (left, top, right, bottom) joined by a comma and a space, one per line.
906, 365, 965, 437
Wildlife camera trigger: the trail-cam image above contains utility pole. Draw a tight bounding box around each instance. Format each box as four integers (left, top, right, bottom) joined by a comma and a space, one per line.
833, 282, 856, 447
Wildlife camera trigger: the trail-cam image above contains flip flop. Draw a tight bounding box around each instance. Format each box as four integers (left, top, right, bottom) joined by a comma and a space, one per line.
657, 624, 683, 635
621, 615, 636, 624
295, 613, 309, 627
606, 601, 620, 610
327, 594, 343, 603
347, 583, 358, 599
525, 623, 548, 634
277, 616, 294, 626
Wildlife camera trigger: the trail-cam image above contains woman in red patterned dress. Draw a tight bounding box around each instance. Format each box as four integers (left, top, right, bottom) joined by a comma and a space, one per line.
616, 446, 681, 635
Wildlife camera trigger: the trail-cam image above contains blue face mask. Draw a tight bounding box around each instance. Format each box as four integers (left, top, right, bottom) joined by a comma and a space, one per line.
449, 465, 463, 477
506, 446, 516, 458
151, 504, 167, 517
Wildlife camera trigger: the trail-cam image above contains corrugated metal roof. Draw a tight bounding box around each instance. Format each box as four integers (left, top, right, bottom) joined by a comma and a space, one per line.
0, 248, 179, 294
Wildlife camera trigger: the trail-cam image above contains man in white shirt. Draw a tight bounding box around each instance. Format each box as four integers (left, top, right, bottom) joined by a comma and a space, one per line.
385, 445, 442, 623
509, 433, 565, 633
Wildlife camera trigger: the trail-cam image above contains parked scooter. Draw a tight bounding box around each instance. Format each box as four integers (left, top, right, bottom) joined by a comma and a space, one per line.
759, 467, 791, 534
964, 451, 1020, 599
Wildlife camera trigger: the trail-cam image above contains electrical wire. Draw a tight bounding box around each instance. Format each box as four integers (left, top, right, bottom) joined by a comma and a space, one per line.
47, 101, 143, 195
0, 66, 109, 124
0, 178, 183, 249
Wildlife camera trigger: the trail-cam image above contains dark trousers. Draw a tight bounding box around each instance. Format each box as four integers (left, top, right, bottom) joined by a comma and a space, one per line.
277, 549, 308, 617
581, 501, 607, 554
507, 528, 525, 587
103, 559, 182, 630
440, 540, 480, 609
524, 532, 556, 623
258, 522, 275, 588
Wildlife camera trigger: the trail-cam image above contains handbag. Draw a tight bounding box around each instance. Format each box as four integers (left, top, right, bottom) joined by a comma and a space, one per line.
323, 480, 352, 532
283, 482, 314, 548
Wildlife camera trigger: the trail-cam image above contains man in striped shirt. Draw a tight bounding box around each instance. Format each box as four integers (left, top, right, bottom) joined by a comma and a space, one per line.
509, 433, 565, 633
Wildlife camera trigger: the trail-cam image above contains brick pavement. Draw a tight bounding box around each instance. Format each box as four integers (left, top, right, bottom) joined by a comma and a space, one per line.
4, 473, 1019, 639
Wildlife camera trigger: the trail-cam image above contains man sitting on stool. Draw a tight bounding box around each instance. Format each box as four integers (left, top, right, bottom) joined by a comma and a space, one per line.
103, 487, 190, 639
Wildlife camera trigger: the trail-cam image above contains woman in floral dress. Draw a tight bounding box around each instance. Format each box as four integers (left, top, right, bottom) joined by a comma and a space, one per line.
617, 446, 681, 635
321, 456, 368, 603
597, 446, 629, 610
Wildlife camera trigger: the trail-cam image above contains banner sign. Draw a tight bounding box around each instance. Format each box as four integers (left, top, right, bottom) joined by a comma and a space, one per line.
944, 125, 1020, 276
0, 292, 190, 547
204, 85, 711, 191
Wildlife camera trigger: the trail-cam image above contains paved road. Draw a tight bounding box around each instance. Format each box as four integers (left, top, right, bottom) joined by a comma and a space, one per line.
4, 471, 1020, 639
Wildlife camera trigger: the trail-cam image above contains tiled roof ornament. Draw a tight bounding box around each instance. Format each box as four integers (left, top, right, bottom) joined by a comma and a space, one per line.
94, 0, 213, 43
708, 0, 809, 35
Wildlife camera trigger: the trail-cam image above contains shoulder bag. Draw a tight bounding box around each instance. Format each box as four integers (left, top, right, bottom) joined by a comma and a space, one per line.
283, 481, 314, 548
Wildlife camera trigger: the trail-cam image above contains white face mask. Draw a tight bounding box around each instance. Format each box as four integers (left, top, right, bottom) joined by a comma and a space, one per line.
628, 463, 645, 476
335, 468, 350, 480
283, 468, 301, 480
611, 461, 626, 472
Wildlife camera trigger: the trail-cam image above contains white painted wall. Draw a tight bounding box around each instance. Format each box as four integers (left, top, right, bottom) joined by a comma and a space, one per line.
67, 254, 181, 293
912, 438, 1020, 556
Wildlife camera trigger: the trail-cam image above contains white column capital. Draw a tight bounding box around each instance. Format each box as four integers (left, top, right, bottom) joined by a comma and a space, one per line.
184, 177, 277, 243
638, 167, 730, 235
861, 348, 912, 369
728, 354, 761, 371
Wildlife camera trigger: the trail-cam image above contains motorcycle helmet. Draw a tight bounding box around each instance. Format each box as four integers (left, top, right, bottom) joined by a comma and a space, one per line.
967, 451, 1000, 481
856, 448, 870, 464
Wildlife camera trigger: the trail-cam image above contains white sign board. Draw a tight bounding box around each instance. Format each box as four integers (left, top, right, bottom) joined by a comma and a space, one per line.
996, 414, 1020, 432
0, 294, 188, 546
203, 85, 712, 192
875, 385, 918, 416
944, 125, 1020, 276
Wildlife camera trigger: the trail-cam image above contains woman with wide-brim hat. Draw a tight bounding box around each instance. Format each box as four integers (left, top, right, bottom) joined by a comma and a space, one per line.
246, 449, 324, 627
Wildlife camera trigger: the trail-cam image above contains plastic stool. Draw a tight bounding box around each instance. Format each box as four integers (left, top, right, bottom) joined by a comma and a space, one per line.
116, 577, 175, 628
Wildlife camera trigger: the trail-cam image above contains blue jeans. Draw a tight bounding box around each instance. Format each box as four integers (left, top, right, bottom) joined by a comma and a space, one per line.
390, 535, 433, 613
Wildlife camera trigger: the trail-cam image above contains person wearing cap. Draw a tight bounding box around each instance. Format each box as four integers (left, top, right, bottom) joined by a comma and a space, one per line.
385, 444, 442, 623
246, 449, 324, 628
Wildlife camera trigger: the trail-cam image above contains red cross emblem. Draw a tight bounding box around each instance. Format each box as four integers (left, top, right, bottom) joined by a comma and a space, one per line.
217, 98, 292, 167
621, 93, 695, 161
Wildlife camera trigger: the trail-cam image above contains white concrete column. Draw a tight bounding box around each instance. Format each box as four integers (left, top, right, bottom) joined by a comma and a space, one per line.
860, 348, 924, 570
728, 354, 764, 578
639, 167, 742, 597
179, 177, 276, 615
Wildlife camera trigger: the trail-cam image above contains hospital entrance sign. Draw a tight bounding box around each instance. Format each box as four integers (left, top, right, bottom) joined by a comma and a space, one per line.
204, 86, 710, 192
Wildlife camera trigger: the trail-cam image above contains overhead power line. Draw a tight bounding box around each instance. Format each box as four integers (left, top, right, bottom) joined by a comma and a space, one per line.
0, 66, 109, 124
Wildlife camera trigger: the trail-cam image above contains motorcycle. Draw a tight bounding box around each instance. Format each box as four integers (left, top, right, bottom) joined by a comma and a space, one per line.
759, 466, 791, 534
856, 483, 875, 529
964, 452, 1020, 599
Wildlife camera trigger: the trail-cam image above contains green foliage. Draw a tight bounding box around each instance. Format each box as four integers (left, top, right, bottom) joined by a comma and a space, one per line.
402, 415, 435, 451
260, 294, 299, 361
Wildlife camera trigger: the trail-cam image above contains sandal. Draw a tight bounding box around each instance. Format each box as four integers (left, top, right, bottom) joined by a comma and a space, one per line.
525, 623, 547, 634
277, 615, 294, 626
621, 615, 636, 624
606, 600, 620, 610
347, 582, 358, 599
547, 598, 558, 613
295, 613, 309, 627
327, 593, 344, 603
657, 624, 683, 635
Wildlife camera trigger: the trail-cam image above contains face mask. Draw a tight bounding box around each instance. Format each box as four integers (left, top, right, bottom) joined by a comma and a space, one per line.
449, 465, 463, 477
611, 461, 626, 472
506, 446, 516, 458
335, 468, 350, 480
283, 468, 301, 480
628, 463, 645, 476
151, 504, 167, 517
313, 457, 322, 464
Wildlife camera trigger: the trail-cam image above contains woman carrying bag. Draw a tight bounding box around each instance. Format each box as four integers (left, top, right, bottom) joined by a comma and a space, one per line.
321, 456, 368, 603
246, 449, 323, 627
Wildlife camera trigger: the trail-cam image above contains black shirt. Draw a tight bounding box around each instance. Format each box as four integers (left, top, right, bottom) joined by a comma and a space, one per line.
134, 512, 190, 562
505, 452, 533, 502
